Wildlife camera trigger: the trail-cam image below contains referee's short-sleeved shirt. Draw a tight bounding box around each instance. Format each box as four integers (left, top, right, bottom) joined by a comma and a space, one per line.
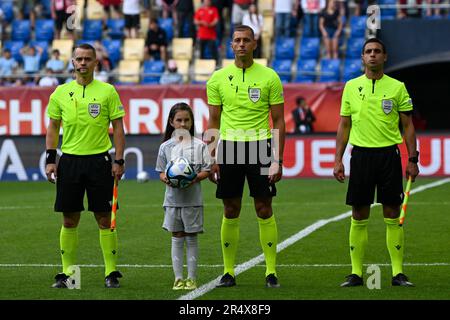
341, 74, 413, 147
206, 61, 284, 142
47, 79, 125, 155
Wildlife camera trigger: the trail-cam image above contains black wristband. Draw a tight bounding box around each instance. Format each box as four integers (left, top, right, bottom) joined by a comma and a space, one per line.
46, 149, 57, 165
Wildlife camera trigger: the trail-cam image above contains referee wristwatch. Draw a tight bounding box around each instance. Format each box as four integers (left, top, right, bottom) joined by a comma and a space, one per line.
114, 159, 125, 166
408, 152, 419, 164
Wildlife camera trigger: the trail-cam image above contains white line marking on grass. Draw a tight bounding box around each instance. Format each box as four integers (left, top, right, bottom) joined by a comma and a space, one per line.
178, 177, 450, 300
1, 262, 449, 268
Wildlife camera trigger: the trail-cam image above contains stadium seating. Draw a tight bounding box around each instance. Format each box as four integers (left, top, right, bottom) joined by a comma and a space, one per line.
221, 59, 234, 67
299, 37, 320, 60
172, 38, 194, 61
87, 0, 104, 20
255, 58, 268, 66
275, 37, 295, 60
118, 60, 141, 83
346, 37, 365, 58
82, 20, 103, 41
35, 19, 55, 42
342, 58, 363, 82
107, 19, 125, 39
139, 17, 150, 38
142, 60, 165, 84
272, 59, 293, 82
158, 18, 174, 42
225, 40, 234, 59
12, 20, 31, 42
378, 0, 397, 19
193, 59, 216, 83
123, 38, 145, 61
3, 40, 25, 64
349, 16, 366, 38
0, 0, 14, 23
52, 39, 74, 64
294, 59, 317, 83
319, 58, 341, 82
174, 59, 190, 83
102, 39, 122, 68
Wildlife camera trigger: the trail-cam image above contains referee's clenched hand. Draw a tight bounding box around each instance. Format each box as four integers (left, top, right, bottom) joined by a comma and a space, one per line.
46, 164, 57, 184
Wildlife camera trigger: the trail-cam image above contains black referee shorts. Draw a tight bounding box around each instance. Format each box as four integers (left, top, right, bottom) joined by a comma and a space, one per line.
346, 145, 403, 206
55, 152, 114, 213
216, 139, 276, 199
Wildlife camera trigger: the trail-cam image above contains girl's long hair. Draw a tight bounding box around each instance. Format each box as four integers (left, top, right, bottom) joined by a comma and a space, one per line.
163, 102, 195, 142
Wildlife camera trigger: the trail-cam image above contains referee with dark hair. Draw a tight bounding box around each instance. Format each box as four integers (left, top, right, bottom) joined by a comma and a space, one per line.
334, 38, 419, 287
45, 43, 126, 288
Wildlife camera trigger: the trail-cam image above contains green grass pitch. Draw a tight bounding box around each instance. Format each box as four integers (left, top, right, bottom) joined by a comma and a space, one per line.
0, 178, 449, 300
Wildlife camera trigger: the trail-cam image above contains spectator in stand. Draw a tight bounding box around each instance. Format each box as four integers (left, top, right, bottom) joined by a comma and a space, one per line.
98, 0, 123, 29
176, 0, 195, 39
160, 59, 184, 84
194, 0, 219, 61
39, 68, 60, 87
353, 0, 376, 16
20, 45, 43, 84
212, 0, 229, 43
291, 96, 316, 134
123, 0, 140, 38
94, 40, 113, 71
94, 63, 110, 82
17, 0, 37, 30
302, 0, 326, 37
319, 0, 343, 59
145, 18, 168, 61
162, 0, 178, 24
275, 0, 298, 38
231, 0, 253, 28
242, 3, 263, 58
65, 63, 75, 83
0, 49, 18, 85
398, 0, 423, 18
426, 0, 442, 16
51, 0, 75, 40
46, 49, 65, 83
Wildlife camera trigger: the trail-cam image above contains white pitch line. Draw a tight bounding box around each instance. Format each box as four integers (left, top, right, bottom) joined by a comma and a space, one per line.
178, 177, 450, 300
1, 262, 449, 268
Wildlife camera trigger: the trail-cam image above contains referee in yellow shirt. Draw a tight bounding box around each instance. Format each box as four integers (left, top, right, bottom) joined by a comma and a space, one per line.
45, 44, 126, 288
207, 25, 285, 288
334, 38, 419, 287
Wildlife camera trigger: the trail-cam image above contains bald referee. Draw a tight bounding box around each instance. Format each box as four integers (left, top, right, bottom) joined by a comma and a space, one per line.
45, 44, 126, 288
334, 38, 419, 287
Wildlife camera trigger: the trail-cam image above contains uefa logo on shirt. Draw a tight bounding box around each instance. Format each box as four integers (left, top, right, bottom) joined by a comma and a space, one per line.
88, 103, 101, 118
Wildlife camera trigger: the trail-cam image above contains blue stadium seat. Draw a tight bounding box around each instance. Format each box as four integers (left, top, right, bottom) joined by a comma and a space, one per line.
226, 40, 234, 59
346, 37, 365, 58
35, 19, 55, 42
75, 40, 96, 47
142, 60, 165, 84
3, 41, 25, 64
102, 40, 122, 68
294, 59, 317, 83
29, 40, 49, 66
1, 1, 14, 23
158, 18, 174, 42
82, 20, 103, 41
349, 16, 366, 38
343, 59, 363, 82
202, 40, 219, 59
12, 20, 31, 42
272, 59, 292, 83
378, 0, 397, 19
107, 19, 125, 39
319, 58, 341, 82
299, 37, 320, 60
275, 37, 295, 60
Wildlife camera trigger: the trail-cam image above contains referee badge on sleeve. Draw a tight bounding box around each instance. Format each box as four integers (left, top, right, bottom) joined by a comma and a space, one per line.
248, 88, 261, 103
381, 99, 393, 115
88, 103, 101, 118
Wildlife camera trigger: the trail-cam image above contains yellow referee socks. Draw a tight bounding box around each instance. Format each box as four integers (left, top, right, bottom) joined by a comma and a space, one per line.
349, 218, 369, 277
385, 217, 404, 276
258, 215, 278, 277
221, 217, 240, 277
60, 226, 78, 276
99, 228, 118, 277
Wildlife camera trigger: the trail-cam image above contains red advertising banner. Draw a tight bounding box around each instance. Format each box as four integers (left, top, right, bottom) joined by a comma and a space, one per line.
0, 83, 344, 136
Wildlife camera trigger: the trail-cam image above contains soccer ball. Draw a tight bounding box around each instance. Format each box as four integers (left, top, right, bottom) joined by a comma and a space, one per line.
165, 157, 197, 188
136, 171, 149, 183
